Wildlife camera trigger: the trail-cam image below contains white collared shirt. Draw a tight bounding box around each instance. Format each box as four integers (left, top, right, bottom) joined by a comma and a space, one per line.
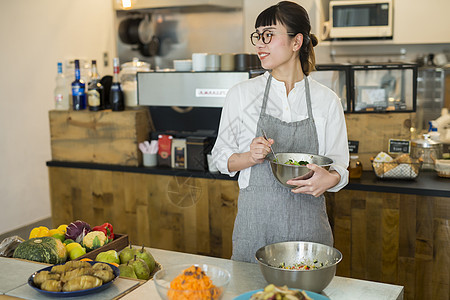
212, 72, 349, 192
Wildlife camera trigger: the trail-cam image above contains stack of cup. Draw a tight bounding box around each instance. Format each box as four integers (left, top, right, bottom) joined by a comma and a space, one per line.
206, 54, 221, 71
192, 53, 207, 71
220, 53, 235, 71
235, 53, 250, 71
249, 54, 261, 70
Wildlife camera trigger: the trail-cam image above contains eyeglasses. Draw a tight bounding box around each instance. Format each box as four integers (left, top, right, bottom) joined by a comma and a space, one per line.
250, 30, 296, 46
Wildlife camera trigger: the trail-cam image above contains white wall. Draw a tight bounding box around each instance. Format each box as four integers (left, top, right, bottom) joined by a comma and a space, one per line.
0, 0, 116, 235
244, 0, 321, 53
243, 0, 450, 63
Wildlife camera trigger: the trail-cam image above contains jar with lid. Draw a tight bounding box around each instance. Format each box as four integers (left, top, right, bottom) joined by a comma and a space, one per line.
120, 58, 151, 107
411, 133, 443, 169
348, 155, 363, 179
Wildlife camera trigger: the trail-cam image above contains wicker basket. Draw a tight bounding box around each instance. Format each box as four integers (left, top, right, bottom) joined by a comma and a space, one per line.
372, 161, 421, 179
435, 159, 450, 178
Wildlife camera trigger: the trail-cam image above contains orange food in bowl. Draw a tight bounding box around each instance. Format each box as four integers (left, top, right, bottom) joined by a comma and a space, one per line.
168, 265, 220, 300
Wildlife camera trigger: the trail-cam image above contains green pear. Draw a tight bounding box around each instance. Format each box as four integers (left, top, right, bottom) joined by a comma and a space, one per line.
135, 245, 156, 273
119, 244, 136, 264
95, 250, 120, 265
129, 255, 150, 280
119, 261, 137, 279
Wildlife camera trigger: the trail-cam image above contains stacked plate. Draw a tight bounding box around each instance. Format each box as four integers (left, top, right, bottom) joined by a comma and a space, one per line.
173, 60, 192, 71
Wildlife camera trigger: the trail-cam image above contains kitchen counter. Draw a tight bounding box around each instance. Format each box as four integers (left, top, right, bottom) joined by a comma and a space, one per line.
122, 247, 404, 300
47, 161, 450, 197
346, 170, 450, 197
46, 161, 236, 181
0, 249, 403, 300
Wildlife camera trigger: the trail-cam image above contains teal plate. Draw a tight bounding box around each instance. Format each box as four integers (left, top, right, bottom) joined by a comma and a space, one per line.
234, 289, 329, 300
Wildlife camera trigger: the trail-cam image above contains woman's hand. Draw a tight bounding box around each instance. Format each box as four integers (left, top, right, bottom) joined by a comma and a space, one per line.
286, 164, 341, 197
249, 136, 274, 164
227, 136, 274, 172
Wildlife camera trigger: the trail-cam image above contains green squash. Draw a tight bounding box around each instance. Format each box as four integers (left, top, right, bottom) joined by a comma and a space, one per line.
13, 237, 67, 264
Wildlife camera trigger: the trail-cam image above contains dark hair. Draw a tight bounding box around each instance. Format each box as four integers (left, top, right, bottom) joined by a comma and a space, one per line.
255, 1, 318, 75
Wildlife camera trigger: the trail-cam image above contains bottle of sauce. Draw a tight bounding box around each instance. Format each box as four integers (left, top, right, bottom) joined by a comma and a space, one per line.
71, 59, 86, 110
87, 60, 104, 111
54, 62, 69, 110
110, 57, 124, 111
348, 155, 363, 179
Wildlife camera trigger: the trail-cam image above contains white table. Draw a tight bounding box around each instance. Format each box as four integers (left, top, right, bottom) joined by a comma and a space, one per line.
122, 248, 404, 300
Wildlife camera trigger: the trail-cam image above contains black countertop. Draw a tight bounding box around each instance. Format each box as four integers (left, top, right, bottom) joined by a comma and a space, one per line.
46, 161, 450, 198
346, 170, 450, 197
46, 161, 235, 181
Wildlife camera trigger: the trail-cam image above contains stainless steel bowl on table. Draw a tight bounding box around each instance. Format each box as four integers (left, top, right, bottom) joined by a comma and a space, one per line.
265, 153, 334, 188
255, 241, 342, 293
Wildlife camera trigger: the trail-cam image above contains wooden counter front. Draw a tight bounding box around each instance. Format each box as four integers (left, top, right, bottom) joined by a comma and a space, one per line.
48, 165, 449, 300
48, 167, 238, 259
326, 190, 449, 300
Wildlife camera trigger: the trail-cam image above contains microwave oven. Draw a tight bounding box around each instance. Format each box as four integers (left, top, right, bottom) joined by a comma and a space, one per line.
329, 0, 393, 40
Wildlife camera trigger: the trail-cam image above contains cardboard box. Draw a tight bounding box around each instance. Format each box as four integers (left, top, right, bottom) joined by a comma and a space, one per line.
49, 109, 152, 166
157, 134, 172, 167
186, 136, 209, 171
171, 138, 187, 169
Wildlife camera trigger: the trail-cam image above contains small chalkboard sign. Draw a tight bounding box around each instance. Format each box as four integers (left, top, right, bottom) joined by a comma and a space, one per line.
348, 140, 359, 153
388, 139, 410, 154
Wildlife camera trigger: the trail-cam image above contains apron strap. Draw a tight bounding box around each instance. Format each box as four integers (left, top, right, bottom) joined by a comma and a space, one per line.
304, 76, 314, 121
261, 74, 272, 115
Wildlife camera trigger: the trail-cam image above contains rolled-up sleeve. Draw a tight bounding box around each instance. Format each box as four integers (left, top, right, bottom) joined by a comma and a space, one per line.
211, 86, 241, 177
324, 97, 349, 192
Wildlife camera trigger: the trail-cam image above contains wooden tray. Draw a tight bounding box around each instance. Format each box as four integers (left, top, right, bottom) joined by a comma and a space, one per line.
75, 233, 129, 261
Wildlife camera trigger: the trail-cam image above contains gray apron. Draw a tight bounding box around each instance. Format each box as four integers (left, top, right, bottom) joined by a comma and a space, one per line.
231, 75, 333, 263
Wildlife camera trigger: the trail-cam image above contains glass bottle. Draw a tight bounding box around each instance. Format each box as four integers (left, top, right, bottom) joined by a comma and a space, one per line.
110, 57, 124, 111
348, 155, 363, 179
71, 59, 86, 110
87, 60, 104, 111
54, 62, 69, 110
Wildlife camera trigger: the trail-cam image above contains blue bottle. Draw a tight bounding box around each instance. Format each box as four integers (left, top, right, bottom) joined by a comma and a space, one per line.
72, 59, 86, 110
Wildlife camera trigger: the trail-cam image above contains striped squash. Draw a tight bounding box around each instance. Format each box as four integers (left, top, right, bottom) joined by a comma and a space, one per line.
13, 237, 67, 264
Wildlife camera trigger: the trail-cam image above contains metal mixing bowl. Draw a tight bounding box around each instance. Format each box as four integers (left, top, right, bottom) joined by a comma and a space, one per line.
255, 241, 342, 293
266, 153, 334, 188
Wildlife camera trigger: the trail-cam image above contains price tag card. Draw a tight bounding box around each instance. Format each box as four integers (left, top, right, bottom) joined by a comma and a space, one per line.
388, 139, 410, 154
348, 140, 359, 153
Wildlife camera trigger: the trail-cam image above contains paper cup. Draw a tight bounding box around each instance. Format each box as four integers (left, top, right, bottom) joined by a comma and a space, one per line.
143, 153, 157, 167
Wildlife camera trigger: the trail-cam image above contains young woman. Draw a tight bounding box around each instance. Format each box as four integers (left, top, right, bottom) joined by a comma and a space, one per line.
211, 1, 349, 263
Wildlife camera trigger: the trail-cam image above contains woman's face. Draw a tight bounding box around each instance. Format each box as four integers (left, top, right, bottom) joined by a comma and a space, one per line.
254, 23, 299, 71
